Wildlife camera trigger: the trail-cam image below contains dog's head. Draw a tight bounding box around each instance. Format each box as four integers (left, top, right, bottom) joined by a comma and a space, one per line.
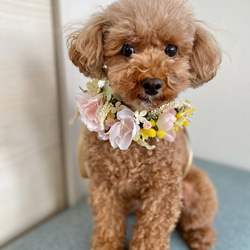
67, 0, 221, 111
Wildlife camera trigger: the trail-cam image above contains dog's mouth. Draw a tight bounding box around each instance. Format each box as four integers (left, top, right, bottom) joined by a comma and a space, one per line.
134, 93, 169, 111
137, 94, 153, 104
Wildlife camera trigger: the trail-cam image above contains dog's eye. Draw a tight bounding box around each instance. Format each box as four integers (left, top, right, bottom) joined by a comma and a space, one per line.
165, 45, 178, 58
121, 44, 134, 57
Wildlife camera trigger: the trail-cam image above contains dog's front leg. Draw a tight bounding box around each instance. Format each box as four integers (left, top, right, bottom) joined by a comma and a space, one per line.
129, 174, 182, 250
88, 179, 126, 250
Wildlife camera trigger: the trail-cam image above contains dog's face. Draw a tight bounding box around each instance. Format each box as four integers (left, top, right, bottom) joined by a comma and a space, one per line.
68, 0, 221, 111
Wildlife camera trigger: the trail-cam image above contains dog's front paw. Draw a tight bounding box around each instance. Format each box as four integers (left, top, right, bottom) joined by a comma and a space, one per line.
182, 226, 216, 250
91, 240, 124, 250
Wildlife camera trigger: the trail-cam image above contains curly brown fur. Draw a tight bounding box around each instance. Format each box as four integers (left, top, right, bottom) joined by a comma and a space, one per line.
67, 0, 221, 249
179, 166, 218, 250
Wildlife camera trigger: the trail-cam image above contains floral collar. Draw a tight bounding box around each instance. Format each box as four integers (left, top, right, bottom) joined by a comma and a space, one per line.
76, 78, 195, 150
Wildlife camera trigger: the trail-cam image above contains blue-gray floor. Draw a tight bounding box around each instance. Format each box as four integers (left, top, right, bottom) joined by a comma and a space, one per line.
3, 158, 250, 250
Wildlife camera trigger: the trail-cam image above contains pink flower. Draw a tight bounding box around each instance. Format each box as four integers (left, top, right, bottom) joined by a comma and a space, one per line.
108, 109, 140, 150
162, 130, 176, 142
157, 109, 177, 142
76, 93, 103, 132
97, 129, 109, 141
143, 120, 152, 130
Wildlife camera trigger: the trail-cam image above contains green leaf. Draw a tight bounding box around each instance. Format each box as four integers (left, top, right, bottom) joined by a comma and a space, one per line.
112, 93, 123, 101
102, 81, 112, 101
146, 114, 157, 120
79, 86, 87, 93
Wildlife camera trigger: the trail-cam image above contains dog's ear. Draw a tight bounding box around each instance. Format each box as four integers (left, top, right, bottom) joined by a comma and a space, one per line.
190, 23, 222, 88
67, 14, 107, 79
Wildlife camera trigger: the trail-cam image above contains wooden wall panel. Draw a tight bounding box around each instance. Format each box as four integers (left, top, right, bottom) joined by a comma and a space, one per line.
0, 0, 65, 246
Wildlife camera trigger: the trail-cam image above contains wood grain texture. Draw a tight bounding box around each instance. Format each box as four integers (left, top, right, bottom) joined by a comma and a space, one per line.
0, 0, 65, 246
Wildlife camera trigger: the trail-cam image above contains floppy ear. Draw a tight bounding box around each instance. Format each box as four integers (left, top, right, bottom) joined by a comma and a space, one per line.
67, 14, 107, 79
190, 23, 222, 88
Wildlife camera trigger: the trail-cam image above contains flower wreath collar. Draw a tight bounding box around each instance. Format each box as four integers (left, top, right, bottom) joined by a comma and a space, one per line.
76, 78, 195, 150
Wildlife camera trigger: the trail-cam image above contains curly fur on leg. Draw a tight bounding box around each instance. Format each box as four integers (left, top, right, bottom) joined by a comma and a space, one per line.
89, 179, 127, 250
179, 166, 218, 250
130, 175, 182, 250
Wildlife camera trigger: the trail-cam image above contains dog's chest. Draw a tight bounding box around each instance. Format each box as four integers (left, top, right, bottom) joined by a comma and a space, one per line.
85, 131, 185, 196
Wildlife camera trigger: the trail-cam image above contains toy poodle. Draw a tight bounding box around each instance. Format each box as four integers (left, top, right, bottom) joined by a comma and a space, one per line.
67, 0, 222, 249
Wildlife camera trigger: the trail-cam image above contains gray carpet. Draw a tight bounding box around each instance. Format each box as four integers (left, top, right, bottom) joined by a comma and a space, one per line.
3, 158, 250, 250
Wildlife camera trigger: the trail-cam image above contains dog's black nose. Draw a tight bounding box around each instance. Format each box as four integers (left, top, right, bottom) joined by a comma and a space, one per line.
142, 78, 163, 96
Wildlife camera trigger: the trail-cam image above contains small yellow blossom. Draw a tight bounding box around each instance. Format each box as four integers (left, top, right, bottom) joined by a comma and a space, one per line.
148, 129, 156, 137
150, 120, 156, 127
157, 130, 164, 138
176, 112, 184, 120
183, 121, 189, 126
140, 128, 156, 138
174, 125, 179, 131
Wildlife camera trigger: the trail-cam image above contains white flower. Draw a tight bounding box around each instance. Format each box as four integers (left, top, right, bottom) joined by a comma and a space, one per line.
111, 102, 126, 114
134, 110, 147, 124
98, 80, 106, 88
86, 79, 101, 96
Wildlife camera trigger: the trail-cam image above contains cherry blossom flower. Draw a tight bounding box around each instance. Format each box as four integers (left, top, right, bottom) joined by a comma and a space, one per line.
108, 109, 140, 150
97, 129, 109, 141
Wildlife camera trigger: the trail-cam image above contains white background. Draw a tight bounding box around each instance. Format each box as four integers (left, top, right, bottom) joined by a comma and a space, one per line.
56, 0, 250, 203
